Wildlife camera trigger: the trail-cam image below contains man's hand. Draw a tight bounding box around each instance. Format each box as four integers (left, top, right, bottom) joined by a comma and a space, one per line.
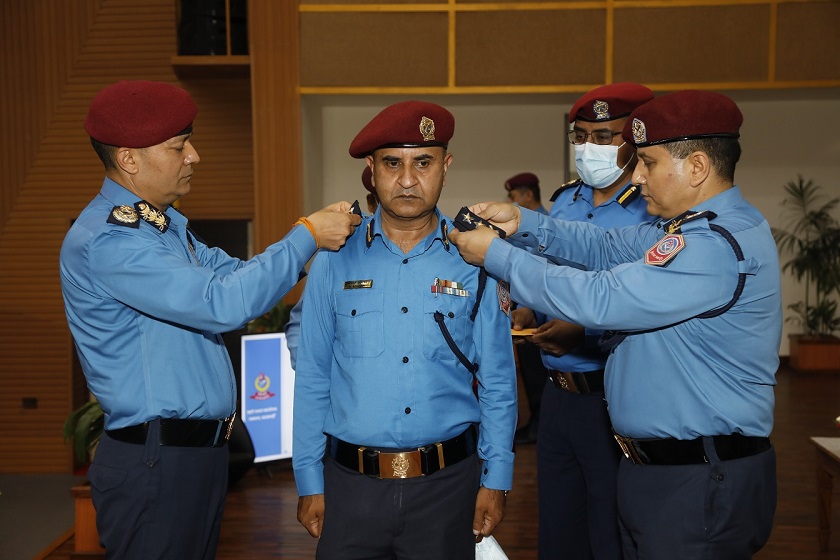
473, 487, 506, 542
306, 201, 362, 251
470, 202, 522, 237
297, 494, 325, 538
511, 307, 537, 330
530, 319, 585, 356
448, 226, 498, 267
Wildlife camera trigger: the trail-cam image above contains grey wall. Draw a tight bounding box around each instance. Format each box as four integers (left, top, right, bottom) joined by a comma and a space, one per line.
302, 90, 840, 355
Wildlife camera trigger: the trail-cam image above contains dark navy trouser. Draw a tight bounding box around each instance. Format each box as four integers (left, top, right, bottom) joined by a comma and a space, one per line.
537, 380, 622, 560
317, 452, 480, 560
617, 440, 776, 560
88, 421, 229, 560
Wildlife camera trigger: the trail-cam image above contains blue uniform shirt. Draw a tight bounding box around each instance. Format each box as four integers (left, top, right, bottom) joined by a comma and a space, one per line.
293, 209, 517, 496
540, 181, 654, 372
485, 186, 781, 439
60, 178, 316, 429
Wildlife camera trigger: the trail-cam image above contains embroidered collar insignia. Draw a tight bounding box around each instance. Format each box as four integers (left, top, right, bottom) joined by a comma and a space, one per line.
134, 201, 170, 233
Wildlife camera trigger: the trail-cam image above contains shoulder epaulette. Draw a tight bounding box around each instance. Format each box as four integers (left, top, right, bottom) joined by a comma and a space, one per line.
549, 178, 583, 202
616, 184, 642, 208
662, 210, 718, 234
107, 205, 140, 228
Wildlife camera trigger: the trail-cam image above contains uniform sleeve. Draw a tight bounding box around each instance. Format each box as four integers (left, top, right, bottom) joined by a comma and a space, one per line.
292, 252, 335, 496
486, 225, 739, 333
474, 276, 518, 490
88, 224, 316, 333
284, 298, 304, 370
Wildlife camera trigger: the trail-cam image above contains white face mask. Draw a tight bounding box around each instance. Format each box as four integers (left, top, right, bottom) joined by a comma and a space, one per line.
574, 142, 630, 189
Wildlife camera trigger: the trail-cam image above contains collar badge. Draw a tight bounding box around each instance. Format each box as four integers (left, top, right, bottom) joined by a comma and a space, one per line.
593, 100, 610, 120
134, 201, 170, 232
419, 116, 435, 141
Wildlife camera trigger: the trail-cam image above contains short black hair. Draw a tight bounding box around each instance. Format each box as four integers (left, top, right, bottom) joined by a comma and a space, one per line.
662, 137, 741, 183
90, 138, 119, 171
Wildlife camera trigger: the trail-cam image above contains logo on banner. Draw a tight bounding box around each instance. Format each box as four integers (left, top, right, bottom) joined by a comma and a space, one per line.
250, 372, 276, 400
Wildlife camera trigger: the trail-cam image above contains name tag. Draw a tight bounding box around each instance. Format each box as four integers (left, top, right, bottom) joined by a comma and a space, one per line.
344, 280, 373, 290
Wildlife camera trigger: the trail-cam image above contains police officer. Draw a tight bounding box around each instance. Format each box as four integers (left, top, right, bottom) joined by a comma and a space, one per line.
450, 90, 781, 560
293, 100, 517, 560
505, 172, 547, 215
513, 83, 654, 559
60, 80, 359, 559
503, 172, 549, 445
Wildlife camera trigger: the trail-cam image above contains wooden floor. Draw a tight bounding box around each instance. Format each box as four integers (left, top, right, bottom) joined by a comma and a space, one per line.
42, 363, 840, 559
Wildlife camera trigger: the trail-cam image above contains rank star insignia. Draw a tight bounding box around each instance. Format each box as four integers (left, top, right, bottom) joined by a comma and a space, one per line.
645, 234, 685, 266
419, 116, 436, 141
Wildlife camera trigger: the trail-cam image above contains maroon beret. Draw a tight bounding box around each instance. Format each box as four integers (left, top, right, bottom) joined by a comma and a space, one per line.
568, 82, 654, 123
349, 100, 455, 159
361, 166, 375, 194
504, 172, 539, 192
85, 80, 197, 148
623, 90, 742, 148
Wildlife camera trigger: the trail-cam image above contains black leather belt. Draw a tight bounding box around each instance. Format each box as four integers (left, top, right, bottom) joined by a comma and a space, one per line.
105, 415, 235, 448
613, 433, 771, 465
330, 426, 477, 479
548, 369, 605, 393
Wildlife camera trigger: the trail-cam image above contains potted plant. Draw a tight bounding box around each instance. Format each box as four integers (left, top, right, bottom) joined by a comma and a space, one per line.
63, 398, 106, 556
64, 399, 104, 464
773, 176, 840, 371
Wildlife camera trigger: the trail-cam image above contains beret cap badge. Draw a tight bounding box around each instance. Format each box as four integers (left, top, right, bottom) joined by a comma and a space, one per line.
632, 118, 647, 145
419, 116, 436, 142
593, 100, 610, 120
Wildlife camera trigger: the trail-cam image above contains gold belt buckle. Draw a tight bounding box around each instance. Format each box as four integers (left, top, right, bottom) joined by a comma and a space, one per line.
377, 450, 423, 479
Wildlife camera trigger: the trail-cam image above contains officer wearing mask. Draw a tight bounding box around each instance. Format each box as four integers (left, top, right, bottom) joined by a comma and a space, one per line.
511, 83, 655, 559
451, 90, 781, 560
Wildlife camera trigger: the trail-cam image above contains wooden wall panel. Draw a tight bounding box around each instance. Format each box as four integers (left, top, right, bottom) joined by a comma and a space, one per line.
614, 5, 770, 84
0, 0, 255, 473
456, 10, 605, 87
300, 12, 449, 87
776, 1, 840, 81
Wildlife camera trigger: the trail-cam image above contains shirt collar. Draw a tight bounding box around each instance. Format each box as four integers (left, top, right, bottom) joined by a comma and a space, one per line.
364, 208, 450, 253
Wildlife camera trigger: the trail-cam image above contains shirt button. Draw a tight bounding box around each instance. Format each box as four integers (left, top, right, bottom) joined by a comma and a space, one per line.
405, 407, 411, 414
351, 309, 356, 316
588, 213, 594, 218
448, 311, 454, 318
402, 258, 409, 264
402, 356, 409, 363
401, 306, 408, 313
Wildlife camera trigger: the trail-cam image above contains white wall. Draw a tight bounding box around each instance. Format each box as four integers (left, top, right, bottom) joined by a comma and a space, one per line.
301, 90, 840, 356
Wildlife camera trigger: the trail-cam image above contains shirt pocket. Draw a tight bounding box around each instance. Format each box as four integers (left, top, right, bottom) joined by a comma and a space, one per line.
334, 288, 385, 358
422, 290, 474, 362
